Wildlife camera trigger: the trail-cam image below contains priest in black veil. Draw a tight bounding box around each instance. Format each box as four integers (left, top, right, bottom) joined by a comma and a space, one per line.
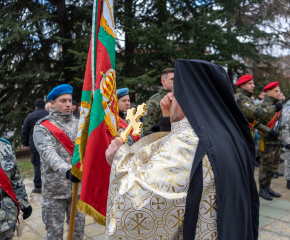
105, 59, 259, 240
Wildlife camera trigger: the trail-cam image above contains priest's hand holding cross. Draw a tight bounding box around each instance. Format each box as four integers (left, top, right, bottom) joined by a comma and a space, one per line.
106, 103, 146, 166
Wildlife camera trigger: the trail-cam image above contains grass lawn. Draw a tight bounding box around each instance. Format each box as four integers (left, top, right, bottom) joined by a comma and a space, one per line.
17, 157, 34, 179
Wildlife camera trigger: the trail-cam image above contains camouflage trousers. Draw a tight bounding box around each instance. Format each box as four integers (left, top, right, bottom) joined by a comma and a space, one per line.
284, 149, 290, 181
42, 197, 85, 240
259, 144, 281, 184
0, 226, 15, 240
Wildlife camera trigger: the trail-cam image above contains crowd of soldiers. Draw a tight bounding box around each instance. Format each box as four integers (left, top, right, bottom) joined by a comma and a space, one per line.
1, 67, 290, 239
0, 68, 175, 240
122, 71, 290, 202
235, 75, 290, 200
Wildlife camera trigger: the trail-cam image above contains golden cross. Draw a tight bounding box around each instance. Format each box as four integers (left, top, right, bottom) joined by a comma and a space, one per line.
120, 103, 146, 143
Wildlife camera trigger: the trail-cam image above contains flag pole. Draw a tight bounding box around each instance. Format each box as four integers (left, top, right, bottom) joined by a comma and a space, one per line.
68, 182, 79, 240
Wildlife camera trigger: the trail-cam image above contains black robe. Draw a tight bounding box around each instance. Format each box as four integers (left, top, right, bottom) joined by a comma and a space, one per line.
174, 60, 259, 240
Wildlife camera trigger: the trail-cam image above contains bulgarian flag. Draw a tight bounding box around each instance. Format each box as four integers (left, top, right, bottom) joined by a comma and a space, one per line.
72, 0, 119, 225
71, 40, 93, 179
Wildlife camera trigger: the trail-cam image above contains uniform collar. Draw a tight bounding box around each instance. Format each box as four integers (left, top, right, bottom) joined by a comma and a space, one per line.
159, 88, 171, 94
237, 88, 253, 98
264, 94, 279, 104
49, 108, 72, 122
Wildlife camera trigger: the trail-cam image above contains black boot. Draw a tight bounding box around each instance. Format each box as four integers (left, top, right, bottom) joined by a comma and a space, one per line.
275, 171, 284, 177
273, 172, 278, 178
32, 188, 41, 194
287, 180, 290, 190
266, 182, 281, 198
259, 184, 273, 200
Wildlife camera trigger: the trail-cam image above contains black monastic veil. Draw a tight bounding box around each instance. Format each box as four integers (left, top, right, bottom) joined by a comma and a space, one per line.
174, 60, 259, 240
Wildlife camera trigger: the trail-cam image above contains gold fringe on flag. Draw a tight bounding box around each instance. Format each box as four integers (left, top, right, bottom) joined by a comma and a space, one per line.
72, 93, 93, 180
77, 199, 106, 226
80, 93, 93, 169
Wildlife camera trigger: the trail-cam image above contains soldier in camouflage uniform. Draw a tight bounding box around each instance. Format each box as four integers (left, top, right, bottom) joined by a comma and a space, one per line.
258, 82, 283, 200
235, 75, 282, 136
282, 107, 290, 190
142, 68, 174, 135
33, 84, 85, 240
117, 88, 142, 146
0, 138, 32, 240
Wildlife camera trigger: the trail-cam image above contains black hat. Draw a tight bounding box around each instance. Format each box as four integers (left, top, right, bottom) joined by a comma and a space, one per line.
72, 100, 78, 106
35, 98, 45, 109
175, 60, 258, 239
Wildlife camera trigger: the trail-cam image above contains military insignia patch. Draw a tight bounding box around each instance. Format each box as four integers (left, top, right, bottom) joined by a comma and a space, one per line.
244, 102, 250, 107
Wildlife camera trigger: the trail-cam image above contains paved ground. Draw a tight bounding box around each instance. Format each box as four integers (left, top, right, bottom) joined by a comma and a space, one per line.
17, 179, 106, 240
256, 161, 290, 240
15, 162, 290, 240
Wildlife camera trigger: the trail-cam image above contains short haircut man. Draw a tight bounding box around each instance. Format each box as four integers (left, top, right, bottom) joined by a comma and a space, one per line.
33, 84, 85, 239
142, 68, 175, 135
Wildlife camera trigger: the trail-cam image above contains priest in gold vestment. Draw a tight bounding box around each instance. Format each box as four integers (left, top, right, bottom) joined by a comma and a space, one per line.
105, 60, 259, 240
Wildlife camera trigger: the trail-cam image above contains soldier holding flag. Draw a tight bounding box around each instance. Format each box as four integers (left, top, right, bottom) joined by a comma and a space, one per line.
33, 84, 85, 240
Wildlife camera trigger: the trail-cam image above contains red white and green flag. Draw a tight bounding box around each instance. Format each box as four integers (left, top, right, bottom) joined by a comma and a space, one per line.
72, 0, 119, 225
71, 39, 93, 179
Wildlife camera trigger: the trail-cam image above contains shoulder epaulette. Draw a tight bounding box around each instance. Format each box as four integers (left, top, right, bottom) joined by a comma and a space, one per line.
149, 93, 159, 100
35, 115, 49, 125
0, 138, 11, 145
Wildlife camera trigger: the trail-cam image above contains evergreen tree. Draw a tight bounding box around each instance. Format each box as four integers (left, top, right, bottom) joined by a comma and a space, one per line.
0, 0, 92, 145
114, 0, 287, 99
1, 0, 289, 146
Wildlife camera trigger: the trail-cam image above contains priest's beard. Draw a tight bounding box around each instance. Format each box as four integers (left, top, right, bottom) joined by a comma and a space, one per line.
170, 98, 185, 123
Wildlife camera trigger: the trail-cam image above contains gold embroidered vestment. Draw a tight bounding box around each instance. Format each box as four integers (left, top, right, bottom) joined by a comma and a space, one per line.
106, 118, 217, 240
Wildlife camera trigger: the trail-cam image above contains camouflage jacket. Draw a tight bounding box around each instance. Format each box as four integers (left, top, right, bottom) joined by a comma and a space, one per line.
258, 95, 281, 145
282, 108, 290, 145
142, 88, 171, 135
235, 88, 276, 134
33, 108, 79, 199
0, 139, 30, 233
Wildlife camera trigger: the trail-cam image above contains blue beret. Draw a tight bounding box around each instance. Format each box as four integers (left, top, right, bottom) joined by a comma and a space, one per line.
0, 138, 11, 145
47, 84, 73, 101
117, 88, 129, 99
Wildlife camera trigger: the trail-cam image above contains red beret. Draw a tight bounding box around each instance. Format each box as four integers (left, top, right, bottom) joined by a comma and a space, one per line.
236, 74, 253, 86
263, 82, 279, 91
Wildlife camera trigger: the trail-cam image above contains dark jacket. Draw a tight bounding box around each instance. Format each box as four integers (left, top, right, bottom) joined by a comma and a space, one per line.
21, 108, 49, 150
147, 115, 171, 134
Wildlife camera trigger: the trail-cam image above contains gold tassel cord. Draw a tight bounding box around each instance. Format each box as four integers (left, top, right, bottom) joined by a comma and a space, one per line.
79, 93, 94, 172
71, 165, 83, 180
77, 199, 106, 226
260, 134, 265, 152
